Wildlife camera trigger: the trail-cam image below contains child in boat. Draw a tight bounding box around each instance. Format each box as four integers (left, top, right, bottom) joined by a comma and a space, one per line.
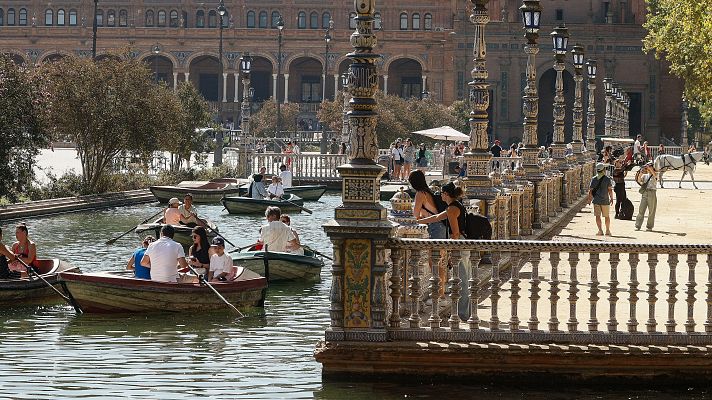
208, 237, 234, 282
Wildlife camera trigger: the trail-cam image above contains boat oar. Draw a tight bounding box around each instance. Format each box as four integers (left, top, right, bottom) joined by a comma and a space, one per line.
186, 264, 244, 318
304, 246, 334, 261
16, 258, 83, 314
105, 208, 165, 245
229, 243, 258, 254
191, 213, 238, 248
279, 197, 313, 215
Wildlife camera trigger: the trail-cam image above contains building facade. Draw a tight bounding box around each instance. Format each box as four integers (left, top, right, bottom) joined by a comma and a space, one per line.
0, 0, 682, 144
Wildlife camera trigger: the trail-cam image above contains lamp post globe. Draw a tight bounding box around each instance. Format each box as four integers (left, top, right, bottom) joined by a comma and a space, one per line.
520, 0, 542, 33
586, 59, 597, 79
585, 59, 598, 158
551, 25, 569, 55
240, 53, 252, 74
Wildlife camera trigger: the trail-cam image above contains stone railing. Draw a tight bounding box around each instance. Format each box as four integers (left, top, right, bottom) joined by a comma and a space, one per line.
384, 239, 712, 345
490, 157, 521, 174
246, 152, 347, 180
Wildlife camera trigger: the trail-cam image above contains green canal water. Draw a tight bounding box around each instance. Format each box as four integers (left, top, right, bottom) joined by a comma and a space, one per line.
0, 194, 709, 399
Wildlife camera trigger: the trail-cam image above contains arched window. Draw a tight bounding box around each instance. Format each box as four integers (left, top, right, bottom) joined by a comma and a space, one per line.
169, 10, 178, 27
322, 12, 331, 28
181, 11, 188, 28
246, 11, 255, 28
96, 10, 103, 27
7, 8, 15, 26
424, 13, 432, 30
349, 12, 357, 29
374, 12, 382, 30
107, 10, 116, 27
18, 8, 27, 25
57, 9, 65, 26
412, 13, 420, 30
400, 12, 408, 30
157, 10, 166, 27
145, 10, 154, 27
196, 10, 205, 28
208, 10, 217, 28
310, 12, 318, 29
258, 11, 267, 28
271, 11, 280, 28
45, 9, 53, 26
69, 9, 77, 26
298, 11, 306, 29
119, 9, 127, 27
0, 9, 4, 26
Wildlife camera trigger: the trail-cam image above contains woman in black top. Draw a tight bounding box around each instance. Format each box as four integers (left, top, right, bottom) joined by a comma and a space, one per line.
417, 182, 465, 239
188, 226, 211, 274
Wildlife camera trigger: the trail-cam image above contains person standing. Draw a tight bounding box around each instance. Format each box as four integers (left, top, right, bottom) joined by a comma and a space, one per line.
402, 139, 415, 180
279, 164, 293, 188
329, 138, 339, 154
390, 141, 403, 181
635, 163, 658, 231
587, 163, 614, 236
140, 225, 189, 283
612, 156, 629, 218
633, 134, 643, 162
490, 140, 502, 157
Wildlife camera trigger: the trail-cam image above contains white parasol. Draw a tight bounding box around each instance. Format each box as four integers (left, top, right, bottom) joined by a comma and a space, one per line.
412, 126, 470, 142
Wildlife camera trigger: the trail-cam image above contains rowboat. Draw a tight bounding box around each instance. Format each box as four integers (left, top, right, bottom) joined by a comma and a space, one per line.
239, 185, 327, 201
58, 267, 267, 313
232, 247, 324, 282
135, 218, 219, 247
222, 194, 304, 215
150, 178, 243, 204
0, 259, 80, 305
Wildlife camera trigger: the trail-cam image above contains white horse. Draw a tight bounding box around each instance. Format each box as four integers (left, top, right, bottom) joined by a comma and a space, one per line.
653, 151, 710, 189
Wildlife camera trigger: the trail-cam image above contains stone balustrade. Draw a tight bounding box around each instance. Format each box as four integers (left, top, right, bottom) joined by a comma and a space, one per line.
226, 152, 347, 180
383, 239, 712, 345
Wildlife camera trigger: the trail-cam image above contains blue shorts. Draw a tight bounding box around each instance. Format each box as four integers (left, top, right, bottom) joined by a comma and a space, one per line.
427, 221, 447, 239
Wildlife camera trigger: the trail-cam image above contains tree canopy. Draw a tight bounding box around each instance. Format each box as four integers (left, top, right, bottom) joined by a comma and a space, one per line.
248, 99, 300, 138
0, 55, 49, 201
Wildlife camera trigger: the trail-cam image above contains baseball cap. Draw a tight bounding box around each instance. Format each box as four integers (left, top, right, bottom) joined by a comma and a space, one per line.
211, 237, 225, 247
168, 197, 180, 205
595, 162, 607, 172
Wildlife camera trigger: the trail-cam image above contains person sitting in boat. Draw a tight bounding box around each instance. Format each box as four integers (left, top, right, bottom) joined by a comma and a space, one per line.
208, 237, 234, 282
188, 226, 211, 278
279, 214, 304, 255
163, 198, 182, 225
10, 223, 36, 273
140, 225, 189, 283
126, 235, 154, 280
248, 174, 268, 199
0, 227, 20, 279
258, 206, 297, 253
178, 193, 201, 227
279, 164, 293, 189
267, 176, 285, 200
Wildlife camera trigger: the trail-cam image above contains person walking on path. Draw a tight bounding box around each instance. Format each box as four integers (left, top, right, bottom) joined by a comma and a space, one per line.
587, 162, 614, 236
635, 163, 658, 231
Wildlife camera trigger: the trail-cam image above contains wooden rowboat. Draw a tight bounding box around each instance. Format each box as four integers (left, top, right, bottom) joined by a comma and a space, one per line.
239, 185, 327, 201
135, 218, 219, 247
58, 267, 267, 313
222, 194, 304, 215
232, 247, 324, 282
150, 178, 243, 204
0, 259, 80, 305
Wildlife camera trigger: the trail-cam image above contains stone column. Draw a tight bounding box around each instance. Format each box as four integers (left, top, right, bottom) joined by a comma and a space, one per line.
272, 74, 278, 100
284, 74, 290, 103
462, 0, 500, 229
383, 75, 388, 94
222, 72, 228, 103
234, 73, 240, 103
323, 0, 395, 342
334, 74, 339, 94
421, 75, 427, 92
184, 72, 190, 82
173, 72, 178, 90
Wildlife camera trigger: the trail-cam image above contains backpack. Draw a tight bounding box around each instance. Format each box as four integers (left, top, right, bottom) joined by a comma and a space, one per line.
618, 198, 634, 220
464, 212, 493, 240
432, 192, 449, 226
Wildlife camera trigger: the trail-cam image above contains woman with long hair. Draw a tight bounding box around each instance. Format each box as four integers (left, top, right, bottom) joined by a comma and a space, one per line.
10, 223, 36, 272
188, 226, 211, 276
409, 170, 446, 240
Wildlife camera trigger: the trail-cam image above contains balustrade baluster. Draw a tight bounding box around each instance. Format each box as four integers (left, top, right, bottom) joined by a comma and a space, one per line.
490, 252, 502, 331
706, 254, 712, 333
685, 254, 698, 333
548, 252, 561, 331
408, 248, 422, 328
607, 253, 620, 332
568, 252, 580, 332
468, 250, 482, 330
627, 253, 640, 333
428, 248, 442, 329
449, 249, 462, 329
666, 254, 679, 333
528, 251, 542, 331
509, 251, 523, 331
646, 253, 659, 333
328, 239, 344, 329
388, 248, 403, 328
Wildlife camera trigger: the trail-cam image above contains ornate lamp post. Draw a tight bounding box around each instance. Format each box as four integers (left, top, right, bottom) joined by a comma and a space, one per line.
91, 0, 99, 59
214, 0, 226, 166
549, 25, 569, 162
603, 77, 613, 138
240, 53, 253, 174
520, 0, 543, 230
276, 14, 284, 139
152, 45, 160, 84
681, 97, 689, 150
320, 19, 334, 153
585, 59, 597, 157
571, 43, 585, 159
341, 71, 351, 146
612, 83, 620, 138
624, 94, 630, 137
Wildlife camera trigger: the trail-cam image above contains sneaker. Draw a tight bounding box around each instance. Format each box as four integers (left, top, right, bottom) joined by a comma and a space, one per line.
646, 227, 653, 231
605, 231, 612, 236
596, 232, 604, 236
635, 227, 641, 231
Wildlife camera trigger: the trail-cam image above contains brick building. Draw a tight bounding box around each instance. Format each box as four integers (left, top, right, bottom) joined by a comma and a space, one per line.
0, 0, 682, 144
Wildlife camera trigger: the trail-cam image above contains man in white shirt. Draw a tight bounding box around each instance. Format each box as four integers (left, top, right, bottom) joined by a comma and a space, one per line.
140, 225, 188, 282
278, 164, 293, 188
259, 206, 297, 253
633, 134, 643, 159
267, 176, 284, 199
